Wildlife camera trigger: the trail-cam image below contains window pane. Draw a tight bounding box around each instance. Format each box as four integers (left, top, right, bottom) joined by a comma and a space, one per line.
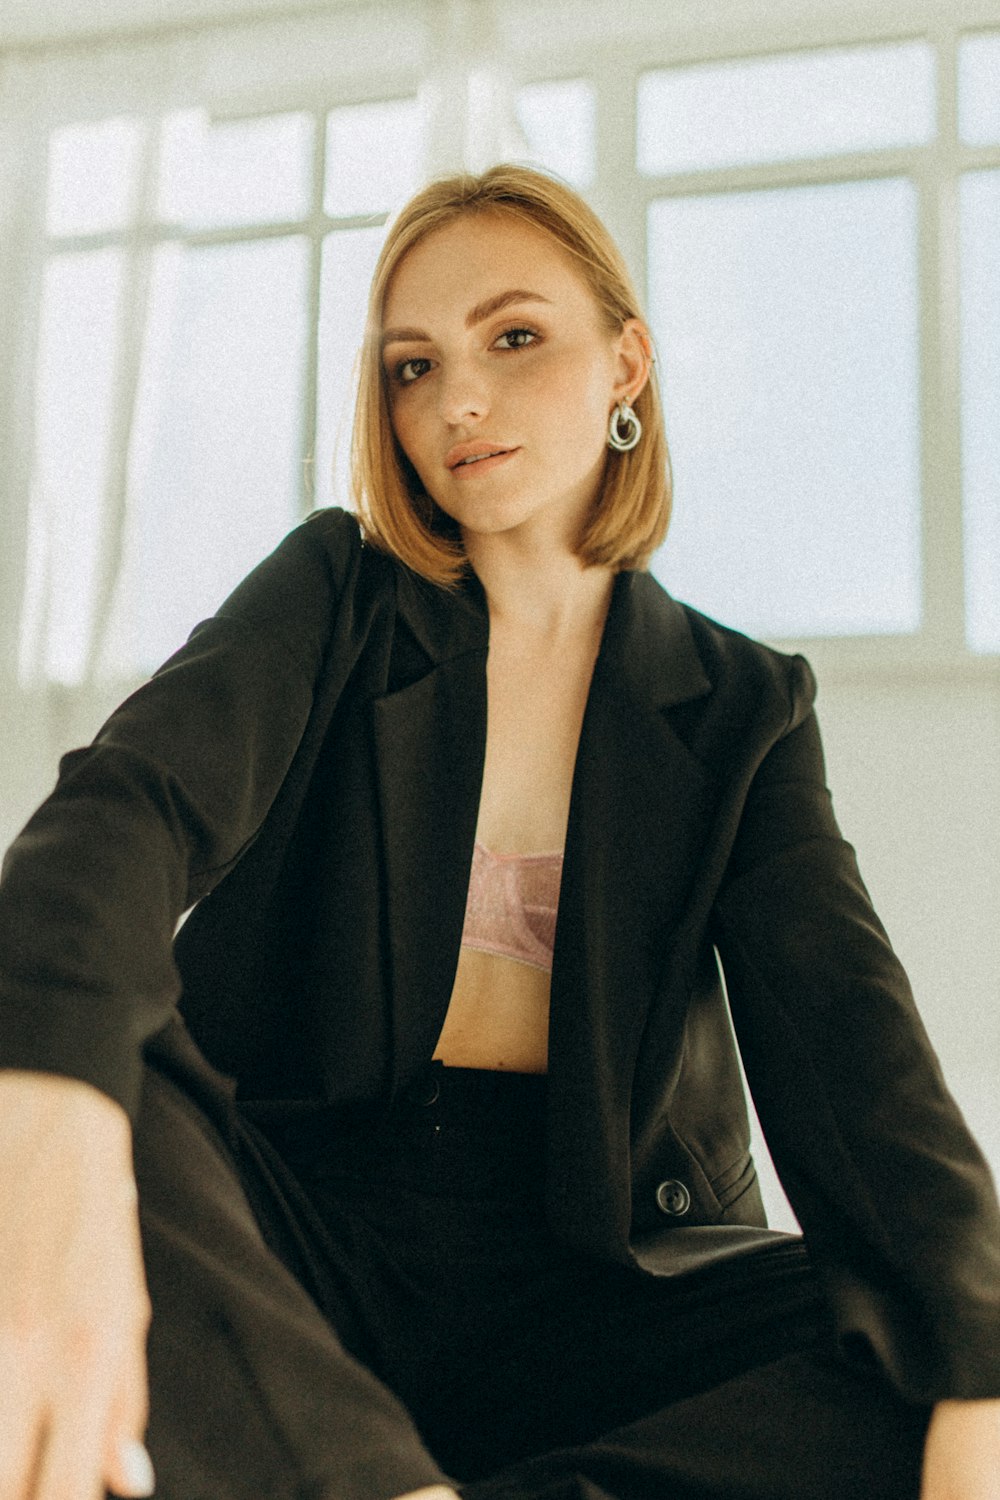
647, 178, 921, 638
45, 117, 145, 237
961, 171, 1000, 653
959, 33, 1000, 145
315, 225, 388, 510
157, 109, 313, 230
19, 250, 125, 685
638, 41, 935, 174
516, 79, 596, 187
325, 98, 424, 217
100, 237, 309, 674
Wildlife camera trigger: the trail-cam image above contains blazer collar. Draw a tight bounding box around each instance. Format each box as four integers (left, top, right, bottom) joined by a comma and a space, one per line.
392, 559, 489, 666
394, 558, 712, 716
377, 559, 716, 1127
597, 568, 711, 712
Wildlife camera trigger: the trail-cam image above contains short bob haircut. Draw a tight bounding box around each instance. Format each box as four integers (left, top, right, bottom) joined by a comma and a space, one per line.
351, 163, 672, 588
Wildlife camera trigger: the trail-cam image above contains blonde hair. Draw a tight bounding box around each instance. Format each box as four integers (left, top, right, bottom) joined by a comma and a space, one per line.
351, 164, 672, 587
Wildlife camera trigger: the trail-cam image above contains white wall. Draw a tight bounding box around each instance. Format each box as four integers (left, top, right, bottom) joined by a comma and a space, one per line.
818, 672, 1000, 1172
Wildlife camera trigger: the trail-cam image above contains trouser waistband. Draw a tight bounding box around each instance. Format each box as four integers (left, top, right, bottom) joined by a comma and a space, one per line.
243, 1059, 550, 1201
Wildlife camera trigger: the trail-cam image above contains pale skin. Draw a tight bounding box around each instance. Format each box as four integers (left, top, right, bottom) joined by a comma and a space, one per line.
0, 209, 997, 1500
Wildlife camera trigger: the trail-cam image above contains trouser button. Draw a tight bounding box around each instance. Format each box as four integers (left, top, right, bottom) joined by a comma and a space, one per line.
406, 1064, 441, 1107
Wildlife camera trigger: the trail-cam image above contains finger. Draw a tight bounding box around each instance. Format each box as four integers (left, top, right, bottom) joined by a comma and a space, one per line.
102, 1179, 153, 1499
103, 1340, 154, 1499
0, 1346, 48, 1500
106, 1440, 155, 1500
0, 1414, 45, 1500
32, 1349, 110, 1500
33, 1418, 104, 1500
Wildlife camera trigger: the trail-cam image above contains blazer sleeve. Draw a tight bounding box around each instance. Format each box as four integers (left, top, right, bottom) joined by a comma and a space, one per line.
711, 655, 1000, 1403
0, 507, 362, 1118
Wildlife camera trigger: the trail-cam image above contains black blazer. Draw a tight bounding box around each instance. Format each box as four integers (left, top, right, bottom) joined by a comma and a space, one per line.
1, 507, 998, 1403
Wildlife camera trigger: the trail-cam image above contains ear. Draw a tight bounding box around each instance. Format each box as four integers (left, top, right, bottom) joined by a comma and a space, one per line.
611, 318, 654, 407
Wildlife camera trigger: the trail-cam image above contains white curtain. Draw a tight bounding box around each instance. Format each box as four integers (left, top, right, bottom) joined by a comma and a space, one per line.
0, 0, 529, 848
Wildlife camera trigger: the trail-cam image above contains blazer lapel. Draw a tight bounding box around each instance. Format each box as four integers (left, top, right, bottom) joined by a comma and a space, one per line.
545, 571, 717, 1253
372, 567, 489, 1096
371, 562, 717, 1176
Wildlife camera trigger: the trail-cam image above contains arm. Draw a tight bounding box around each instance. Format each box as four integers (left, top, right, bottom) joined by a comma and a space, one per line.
0, 508, 359, 1115
711, 663, 1000, 1404
0, 511, 399, 1499
0, 1071, 154, 1499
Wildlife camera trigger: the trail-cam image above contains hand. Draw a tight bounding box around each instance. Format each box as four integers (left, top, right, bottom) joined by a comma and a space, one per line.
392, 1490, 462, 1499
921, 1398, 1000, 1499
0, 1071, 154, 1500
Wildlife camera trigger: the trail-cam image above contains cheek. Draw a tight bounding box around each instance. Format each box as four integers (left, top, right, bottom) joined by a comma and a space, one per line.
523, 352, 612, 450
386, 395, 424, 468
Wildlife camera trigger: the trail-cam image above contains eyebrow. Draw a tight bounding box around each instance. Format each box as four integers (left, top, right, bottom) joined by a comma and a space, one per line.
380, 289, 553, 352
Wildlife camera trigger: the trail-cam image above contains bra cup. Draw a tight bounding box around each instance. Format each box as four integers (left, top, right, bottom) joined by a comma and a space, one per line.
462, 842, 563, 973
515, 861, 559, 954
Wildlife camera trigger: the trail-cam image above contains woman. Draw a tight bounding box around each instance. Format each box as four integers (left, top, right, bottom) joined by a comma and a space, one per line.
0, 165, 998, 1500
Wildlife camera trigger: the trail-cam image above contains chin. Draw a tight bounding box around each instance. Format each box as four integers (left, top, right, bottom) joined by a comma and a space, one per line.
432, 481, 594, 546
440, 497, 540, 537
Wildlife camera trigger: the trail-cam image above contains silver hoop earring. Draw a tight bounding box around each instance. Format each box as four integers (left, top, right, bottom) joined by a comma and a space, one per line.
607, 400, 642, 453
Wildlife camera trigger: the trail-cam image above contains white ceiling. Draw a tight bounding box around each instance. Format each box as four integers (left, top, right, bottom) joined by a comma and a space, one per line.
0, 0, 990, 51
0, 0, 355, 48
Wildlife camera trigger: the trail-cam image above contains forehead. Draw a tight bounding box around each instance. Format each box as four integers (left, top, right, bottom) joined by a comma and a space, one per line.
382, 211, 597, 326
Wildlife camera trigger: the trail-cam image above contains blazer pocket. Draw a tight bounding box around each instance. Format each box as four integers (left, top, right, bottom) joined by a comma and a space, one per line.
711, 1151, 758, 1212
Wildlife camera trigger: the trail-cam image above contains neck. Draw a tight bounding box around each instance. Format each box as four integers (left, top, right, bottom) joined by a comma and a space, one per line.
462, 528, 616, 643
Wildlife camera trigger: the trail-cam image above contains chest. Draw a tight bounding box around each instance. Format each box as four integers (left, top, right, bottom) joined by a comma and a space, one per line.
476, 628, 601, 854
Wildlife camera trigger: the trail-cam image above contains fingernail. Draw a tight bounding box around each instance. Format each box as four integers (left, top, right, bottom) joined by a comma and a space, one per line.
118, 1438, 156, 1497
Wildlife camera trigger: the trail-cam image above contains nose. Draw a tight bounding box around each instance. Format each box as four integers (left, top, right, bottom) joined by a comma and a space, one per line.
436, 359, 490, 427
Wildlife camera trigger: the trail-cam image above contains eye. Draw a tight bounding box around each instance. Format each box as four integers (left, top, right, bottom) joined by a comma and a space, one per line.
494, 326, 539, 351
393, 356, 434, 385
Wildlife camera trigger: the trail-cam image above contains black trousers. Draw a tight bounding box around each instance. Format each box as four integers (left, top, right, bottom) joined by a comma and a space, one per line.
134, 1018, 930, 1500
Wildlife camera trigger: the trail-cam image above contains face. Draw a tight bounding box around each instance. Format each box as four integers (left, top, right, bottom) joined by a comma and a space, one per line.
380, 212, 646, 550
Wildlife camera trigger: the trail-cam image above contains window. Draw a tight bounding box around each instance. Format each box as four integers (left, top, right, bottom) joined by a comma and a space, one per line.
636, 41, 935, 173
623, 25, 998, 657
18, 96, 420, 680
960, 171, 1000, 654
3, 9, 1000, 684
20, 246, 127, 684
516, 78, 596, 188
958, 31, 1000, 145
637, 39, 935, 641
647, 178, 921, 639
958, 29, 1000, 654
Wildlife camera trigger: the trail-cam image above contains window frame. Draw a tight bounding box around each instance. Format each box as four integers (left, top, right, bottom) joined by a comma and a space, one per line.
1, 0, 1000, 691
510, 1, 1000, 682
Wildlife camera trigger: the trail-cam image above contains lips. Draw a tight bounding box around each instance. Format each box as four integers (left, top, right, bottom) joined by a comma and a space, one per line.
445, 442, 516, 471
454, 451, 506, 468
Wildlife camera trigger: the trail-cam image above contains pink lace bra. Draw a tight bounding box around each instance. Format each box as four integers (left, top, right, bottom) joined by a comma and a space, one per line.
460, 839, 564, 974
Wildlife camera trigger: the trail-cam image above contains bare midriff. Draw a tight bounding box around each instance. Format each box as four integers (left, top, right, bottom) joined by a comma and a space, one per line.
432, 946, 550, 1073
